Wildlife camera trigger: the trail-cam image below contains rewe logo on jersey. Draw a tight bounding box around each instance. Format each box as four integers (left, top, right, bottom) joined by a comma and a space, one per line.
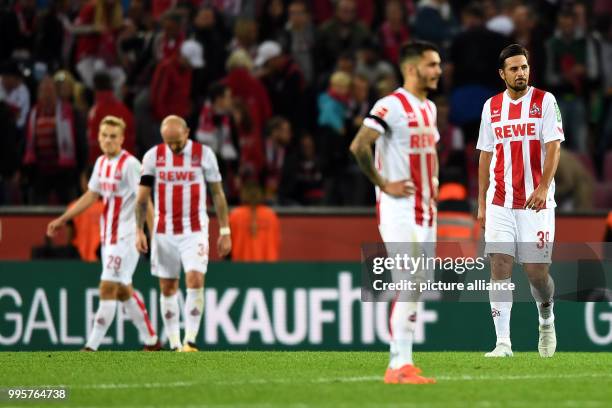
493, 123, 536, 139
158, 170, 196, 182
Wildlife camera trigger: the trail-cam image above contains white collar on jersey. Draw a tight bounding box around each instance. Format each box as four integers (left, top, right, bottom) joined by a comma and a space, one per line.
504, 86, 533, 104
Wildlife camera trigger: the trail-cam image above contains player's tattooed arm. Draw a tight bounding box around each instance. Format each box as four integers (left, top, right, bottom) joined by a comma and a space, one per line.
135, 185, 152, 230
209, 182, 229, 227
349, 126, 385, 187
209, 182, 232, 257
350, 126, 415, 197
135, 185, 152, 253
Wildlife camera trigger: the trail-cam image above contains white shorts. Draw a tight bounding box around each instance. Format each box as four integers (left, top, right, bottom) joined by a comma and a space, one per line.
379, 222, 436, 283
100, 236, 140, 285
484, 205, 555, 264
151, 232, 209, 279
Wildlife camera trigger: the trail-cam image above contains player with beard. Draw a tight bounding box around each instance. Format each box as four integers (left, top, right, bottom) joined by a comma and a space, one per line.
477, 44, 563, 357
350, 41, 442, 384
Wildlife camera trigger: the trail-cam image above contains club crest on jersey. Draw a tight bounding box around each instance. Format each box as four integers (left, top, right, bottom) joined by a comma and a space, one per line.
373, 106, 388, 119
114, 170, 122, 180
529, 103, 541, 116
156, 155, 166, 166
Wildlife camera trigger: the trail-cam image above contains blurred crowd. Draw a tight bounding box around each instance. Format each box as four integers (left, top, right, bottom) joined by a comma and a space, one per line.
0, 0, 611, 210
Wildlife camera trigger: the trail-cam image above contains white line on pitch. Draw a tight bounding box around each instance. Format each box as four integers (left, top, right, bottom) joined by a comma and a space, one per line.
27, 372, 612, 390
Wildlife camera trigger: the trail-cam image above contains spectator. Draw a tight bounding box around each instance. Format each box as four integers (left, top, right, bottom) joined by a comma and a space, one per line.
315, 0, 370, 76
412, 0, 458, 55
67, 166, 103, 261
195, 82, 240, 202
192, 6, 229, 92
555, 147, 594, 211
224, 49, 273, 133
259, 0, 287, 42
354, 39, 396, 86
23, 76, 78, 204
255, 40, 306, 132
447, 2, 511, 143
229, 181, 281, 262
0, 60, 30, 130
318, 71, 350, 135
511, 3, 547, 87
232, 98, 265, 181
597, 18, 612, 159
0, 101, 20, 204
87, 72, 135, 163
279, 0, 316, 85
280, 133, 324, 205
545, 7, 599, 153
12, 0, 37, 58
153, 10, 184, 62
34, 0, 72, 72
263, 116, 292, 203
229, 17, 259, 58
377, 0, 410, 65
317, 71, 352, 204
347, 73, 371, 137
53, 70, 89, 174
483, 0, 514, 37
150, 39, 197, 122
73, 0, 126, 92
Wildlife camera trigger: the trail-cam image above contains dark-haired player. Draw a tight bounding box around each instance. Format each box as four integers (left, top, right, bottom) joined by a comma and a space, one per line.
477, 44, 563, 358
350, 41, 442, 384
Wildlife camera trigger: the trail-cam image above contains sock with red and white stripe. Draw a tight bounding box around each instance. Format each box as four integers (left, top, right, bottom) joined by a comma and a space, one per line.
183, 288, 205, 345
160, 294, 181, 349
389, 301, 418, 369
123, 296, 158, 346
86, 300, 117, 350
489, 278, 513, 346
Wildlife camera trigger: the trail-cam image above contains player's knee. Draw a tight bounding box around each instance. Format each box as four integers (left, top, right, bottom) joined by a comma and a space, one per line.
159, 279, 179, 296
490, 254, 513, 278
185, 271, 205, 289
99, 281, 120, 299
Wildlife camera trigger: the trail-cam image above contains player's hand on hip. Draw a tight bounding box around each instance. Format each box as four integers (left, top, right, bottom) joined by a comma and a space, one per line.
217, 235, 232, 257
136, 229, 148, 253
382, 179, 415, 197
525, 185, 548, 212
477, 203, 486, 230
46, 218, 64, 237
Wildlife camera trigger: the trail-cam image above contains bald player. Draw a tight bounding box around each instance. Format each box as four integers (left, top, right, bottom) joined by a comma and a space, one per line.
135, 115, 232, 351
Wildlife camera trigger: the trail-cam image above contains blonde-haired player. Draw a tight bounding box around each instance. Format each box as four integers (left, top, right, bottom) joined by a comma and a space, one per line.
48, 115, 160, 351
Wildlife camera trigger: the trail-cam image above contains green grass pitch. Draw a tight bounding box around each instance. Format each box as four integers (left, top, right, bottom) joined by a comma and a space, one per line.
1, 352, 611, 407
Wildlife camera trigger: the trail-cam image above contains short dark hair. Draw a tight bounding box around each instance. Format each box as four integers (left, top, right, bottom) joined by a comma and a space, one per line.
93, 72, 112, 91
498, 44, 529, 69
208, 81, 228, 102
399, 41, 440, 65
264, 116, 288, 137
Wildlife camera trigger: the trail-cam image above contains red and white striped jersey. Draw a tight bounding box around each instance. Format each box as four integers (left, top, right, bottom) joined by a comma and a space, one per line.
141, 140, 221, 235
476, 87, 564, 209
88, 150, 141, 246
363, 87, 440, 227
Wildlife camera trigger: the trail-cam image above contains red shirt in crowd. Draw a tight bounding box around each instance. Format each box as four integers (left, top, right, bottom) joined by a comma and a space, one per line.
150, 57, 192, 122
87, 91, 135, 164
